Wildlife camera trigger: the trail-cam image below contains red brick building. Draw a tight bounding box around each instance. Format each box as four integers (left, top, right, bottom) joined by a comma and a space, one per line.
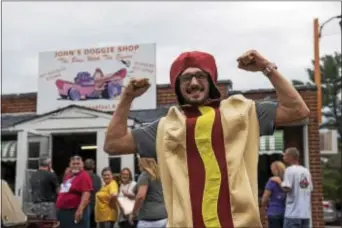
1, 80, 323, 227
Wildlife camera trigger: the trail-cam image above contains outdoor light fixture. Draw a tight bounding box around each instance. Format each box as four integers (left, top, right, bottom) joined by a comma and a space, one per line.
319, 15, 342, 38
81, 145, 97, 150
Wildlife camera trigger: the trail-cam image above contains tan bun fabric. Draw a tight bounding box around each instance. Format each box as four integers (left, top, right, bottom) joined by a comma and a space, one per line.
1, 180, 27, 226
156, 95, 262, 228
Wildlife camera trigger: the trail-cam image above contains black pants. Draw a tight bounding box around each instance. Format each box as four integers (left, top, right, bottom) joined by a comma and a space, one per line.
98, 221, 115, 228
57, 207, 90, 228
90, 210, 96, 228
268, 215, 284, 228
119, 220, 137, 228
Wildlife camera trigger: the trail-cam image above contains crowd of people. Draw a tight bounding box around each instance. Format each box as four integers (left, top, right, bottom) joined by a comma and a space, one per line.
29, 147, 313, 228
29, 156, 166, 228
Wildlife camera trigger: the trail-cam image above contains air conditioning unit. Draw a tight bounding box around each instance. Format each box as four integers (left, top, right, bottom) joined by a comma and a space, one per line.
320, 129, 338, 155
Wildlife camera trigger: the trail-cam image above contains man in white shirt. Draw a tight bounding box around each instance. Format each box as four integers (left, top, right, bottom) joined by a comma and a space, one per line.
281, 147, 313, 228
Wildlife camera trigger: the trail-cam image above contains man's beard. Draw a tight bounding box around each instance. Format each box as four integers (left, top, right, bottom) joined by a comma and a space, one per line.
183, 85, 208, 105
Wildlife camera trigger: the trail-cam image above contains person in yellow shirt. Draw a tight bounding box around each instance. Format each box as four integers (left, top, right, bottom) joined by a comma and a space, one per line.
95, 167, 119, 228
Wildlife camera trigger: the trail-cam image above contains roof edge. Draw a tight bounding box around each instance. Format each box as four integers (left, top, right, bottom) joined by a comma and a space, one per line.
230, 85, 317, 95
11, 104, 141, 127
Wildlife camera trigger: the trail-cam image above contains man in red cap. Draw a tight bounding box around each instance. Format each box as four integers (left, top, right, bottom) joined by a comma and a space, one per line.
104, 50, 310, 228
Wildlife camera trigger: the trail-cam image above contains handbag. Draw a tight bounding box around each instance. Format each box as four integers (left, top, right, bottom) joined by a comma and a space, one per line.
117, 196, 135, 216
117, 183, 135, 216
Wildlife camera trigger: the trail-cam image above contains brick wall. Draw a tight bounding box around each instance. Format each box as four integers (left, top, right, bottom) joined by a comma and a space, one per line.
1, 83, 323, 227
241, 88, 324, 228
1, 92, 37, 113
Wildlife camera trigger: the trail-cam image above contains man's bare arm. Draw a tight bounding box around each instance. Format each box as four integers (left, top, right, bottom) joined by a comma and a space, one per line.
267, 69, 310, 126
104, 78, 151, 155
104, 95, 136, 155
237, 50, 310, 126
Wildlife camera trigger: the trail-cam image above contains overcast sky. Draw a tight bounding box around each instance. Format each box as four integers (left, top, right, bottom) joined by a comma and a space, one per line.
2, 1, 341, 94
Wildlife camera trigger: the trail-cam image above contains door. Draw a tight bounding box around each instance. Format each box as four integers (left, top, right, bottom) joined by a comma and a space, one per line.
15, 130, 51, 211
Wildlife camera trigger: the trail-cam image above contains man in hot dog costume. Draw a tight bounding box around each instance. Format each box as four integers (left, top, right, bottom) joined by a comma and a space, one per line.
104, 50, 310, 228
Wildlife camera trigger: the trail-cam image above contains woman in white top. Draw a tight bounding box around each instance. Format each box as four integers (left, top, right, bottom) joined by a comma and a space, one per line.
117, 167, 137, 228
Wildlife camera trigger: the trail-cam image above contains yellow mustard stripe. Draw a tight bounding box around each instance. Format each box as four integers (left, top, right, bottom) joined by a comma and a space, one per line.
195, 106, 222, 228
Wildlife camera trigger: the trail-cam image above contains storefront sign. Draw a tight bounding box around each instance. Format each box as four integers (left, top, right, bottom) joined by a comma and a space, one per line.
37, 43, 156, 114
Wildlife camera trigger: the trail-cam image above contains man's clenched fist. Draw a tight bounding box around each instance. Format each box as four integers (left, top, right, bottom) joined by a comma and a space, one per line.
237, 50, 271, 72
122, 78, 150, 99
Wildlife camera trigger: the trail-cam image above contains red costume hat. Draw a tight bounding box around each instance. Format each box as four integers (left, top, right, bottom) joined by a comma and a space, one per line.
170, 51, 221, 105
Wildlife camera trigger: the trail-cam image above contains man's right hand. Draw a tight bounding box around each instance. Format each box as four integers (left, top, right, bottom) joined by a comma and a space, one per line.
123, 78, 150, 100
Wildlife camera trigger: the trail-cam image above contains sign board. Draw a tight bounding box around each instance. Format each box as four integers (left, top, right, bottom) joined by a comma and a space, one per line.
37, 43, 156, 114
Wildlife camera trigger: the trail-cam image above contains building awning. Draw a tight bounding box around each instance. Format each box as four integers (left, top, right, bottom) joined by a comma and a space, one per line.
259, 130, 284, 155
1, 141, 17, 162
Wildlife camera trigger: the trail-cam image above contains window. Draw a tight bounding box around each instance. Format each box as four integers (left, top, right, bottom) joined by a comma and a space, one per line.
320, 130, 338, 154
108, 156, 121, 176
27, 142, 41, 171
28, 142, 40, 158
258, 130, 284, 198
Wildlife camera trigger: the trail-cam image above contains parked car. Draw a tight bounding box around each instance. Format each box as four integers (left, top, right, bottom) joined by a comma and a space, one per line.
323, 200, 338, 224
55, 67, 127, 101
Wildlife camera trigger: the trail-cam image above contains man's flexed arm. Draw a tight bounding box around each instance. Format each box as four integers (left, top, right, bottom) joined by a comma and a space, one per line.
104, 78, 151, 155
237, 50, 310, 126
267, 69, 310, 126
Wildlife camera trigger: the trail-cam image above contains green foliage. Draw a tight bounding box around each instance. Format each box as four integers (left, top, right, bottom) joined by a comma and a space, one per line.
291, 79, 312, 86
321, 152, 342, 200
297, 52, 342, 200
293, 52, 341, 135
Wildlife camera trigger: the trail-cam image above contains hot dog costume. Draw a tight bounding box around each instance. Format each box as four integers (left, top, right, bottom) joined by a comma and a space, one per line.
155, 51, 263, 228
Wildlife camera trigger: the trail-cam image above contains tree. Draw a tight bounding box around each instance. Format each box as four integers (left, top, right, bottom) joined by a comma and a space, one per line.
291, 79, 312, 86
321, 150, 342, 200
292, 52, 342, 136
295, 53, 342, 202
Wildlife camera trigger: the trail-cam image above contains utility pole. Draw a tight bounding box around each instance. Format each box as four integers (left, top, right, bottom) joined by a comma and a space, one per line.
313, 18, 322, 125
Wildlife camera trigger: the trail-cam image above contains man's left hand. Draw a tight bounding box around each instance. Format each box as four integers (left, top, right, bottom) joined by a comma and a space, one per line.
74, 208, 83, 223
237, 50, 270, 72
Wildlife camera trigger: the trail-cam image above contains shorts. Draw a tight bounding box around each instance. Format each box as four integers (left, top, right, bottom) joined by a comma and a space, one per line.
31, 202, 57, 220
283, 218, 310, 228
